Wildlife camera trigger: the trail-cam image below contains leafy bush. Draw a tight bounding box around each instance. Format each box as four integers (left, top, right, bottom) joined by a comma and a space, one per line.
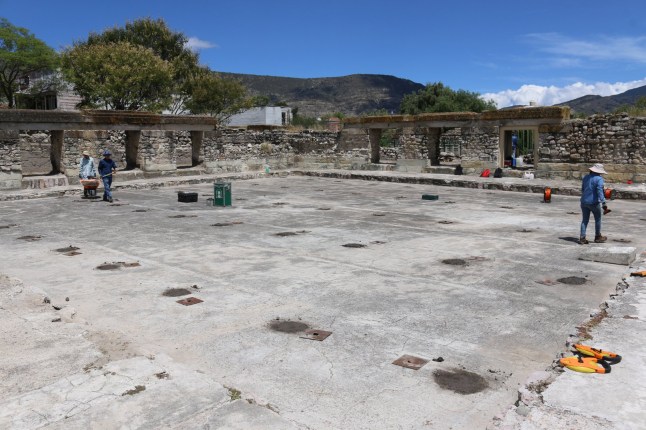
614, 96, 646, 117
400, 82, 496, 114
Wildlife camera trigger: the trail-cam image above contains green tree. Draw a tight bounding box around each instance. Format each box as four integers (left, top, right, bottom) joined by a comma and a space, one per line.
85, 18, 194, 62
399, 82, 496, 114
184, 72, 252, 123
251, 95, 270, 107
71, 18, 200, 113
0, 18, 58, 108
61, 41, 173, 111
361, 108, 390, 117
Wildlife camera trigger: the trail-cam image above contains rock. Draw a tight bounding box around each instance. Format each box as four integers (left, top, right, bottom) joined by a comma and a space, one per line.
525, 371, 552, 388
51, 317, 61, 322
65, 297, 69, 301
60, 307, 77, 321
432, 357, 444, 362
579, 246, 637, 265
515, 404, 530, 417
43, 296, 51, 304
518, 386, 540, 406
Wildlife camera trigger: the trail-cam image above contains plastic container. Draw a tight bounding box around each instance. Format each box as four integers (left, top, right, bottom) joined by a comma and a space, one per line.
213, 182, 232, 206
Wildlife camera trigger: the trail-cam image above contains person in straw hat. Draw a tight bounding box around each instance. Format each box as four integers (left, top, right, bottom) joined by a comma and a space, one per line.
78, 150, 96, 197
78, 150, 96, 180
579, 163, 609, 244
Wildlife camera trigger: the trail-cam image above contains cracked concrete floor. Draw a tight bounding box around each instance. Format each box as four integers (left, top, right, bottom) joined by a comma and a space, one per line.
1, 176, 644, 429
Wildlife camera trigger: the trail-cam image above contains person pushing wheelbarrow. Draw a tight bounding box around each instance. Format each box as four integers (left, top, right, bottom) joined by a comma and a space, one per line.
98, 150, 118, 203
79, 150, 99, 198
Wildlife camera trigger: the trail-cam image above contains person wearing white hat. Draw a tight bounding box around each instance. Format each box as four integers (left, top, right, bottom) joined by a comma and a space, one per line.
579, 163, 609, 244
78, 150, 96, 197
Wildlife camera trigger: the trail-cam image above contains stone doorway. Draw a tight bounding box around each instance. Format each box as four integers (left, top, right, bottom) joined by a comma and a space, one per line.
49, 130, 64, 174
190, 131, 203, 167
499, 127, 537, 169
125, 130, 140, 170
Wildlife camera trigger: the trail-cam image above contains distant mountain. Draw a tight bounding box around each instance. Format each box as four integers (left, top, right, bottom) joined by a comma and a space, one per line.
219, 73, 425, 117
556, 85, 646, 115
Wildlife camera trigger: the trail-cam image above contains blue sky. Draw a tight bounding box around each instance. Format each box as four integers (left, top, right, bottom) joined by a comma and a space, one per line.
2, 0, 646, 107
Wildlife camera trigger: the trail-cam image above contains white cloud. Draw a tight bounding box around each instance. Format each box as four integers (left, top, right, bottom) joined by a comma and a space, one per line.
526, 33, 646, 63
185, 37, 217, 51
482, 78, 646, 108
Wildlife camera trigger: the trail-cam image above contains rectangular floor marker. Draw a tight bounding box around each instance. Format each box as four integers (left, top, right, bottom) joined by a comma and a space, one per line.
300, 329, 332, 341
392, 355, 429, 370
177, 297, 203, 306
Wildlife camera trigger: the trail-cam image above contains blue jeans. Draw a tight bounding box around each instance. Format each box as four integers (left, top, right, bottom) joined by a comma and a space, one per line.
102, 176, 113, 200
580, 203, 602, 238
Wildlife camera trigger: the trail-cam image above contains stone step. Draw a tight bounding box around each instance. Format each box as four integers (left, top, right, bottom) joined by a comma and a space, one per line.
63, 168, 210, 186
425, 166, 455, 175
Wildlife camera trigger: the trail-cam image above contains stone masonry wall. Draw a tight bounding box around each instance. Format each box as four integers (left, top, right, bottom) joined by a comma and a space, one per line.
0, 130, 21, 189
398, 128, 427, 159
6, 112, 646, 188
139, 130, 195, 172
537, 114, 646, 182
63, 130, 126, 176
448, 126, 499, 172
20, 131, 53, 175
202, 128, 365, 172
377, 127, 499, 169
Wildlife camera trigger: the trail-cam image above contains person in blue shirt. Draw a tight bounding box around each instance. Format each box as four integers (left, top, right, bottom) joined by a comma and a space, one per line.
98, 150, 117, 203
511, 132, 518, 167
580, 163, 609, 244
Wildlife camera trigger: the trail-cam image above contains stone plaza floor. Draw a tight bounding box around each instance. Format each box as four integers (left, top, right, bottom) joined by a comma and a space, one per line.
1, 176, 645, 429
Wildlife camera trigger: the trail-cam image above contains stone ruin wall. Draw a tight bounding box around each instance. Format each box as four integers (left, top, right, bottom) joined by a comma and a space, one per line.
385, 115, 646, 180
3, 127, 364, 185
0, 130, 20, 189
139, 130, 192, 171
62, 130, 126, 174
3, 113, 646, 189
202, 128, 368, 172
376, 126, 499, 168
63, 130, 194, 173
537, 114, 646, 182
443, 126, 499, 172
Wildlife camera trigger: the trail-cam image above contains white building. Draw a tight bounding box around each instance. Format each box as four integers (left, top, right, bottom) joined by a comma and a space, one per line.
226, 106, 292, 127
15, 71, 82, 111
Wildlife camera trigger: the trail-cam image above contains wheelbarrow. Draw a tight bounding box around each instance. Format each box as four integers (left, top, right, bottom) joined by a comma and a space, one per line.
80, 178, 100, 199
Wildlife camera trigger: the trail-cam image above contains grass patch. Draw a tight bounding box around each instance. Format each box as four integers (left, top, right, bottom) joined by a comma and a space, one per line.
227, 387, 242, 401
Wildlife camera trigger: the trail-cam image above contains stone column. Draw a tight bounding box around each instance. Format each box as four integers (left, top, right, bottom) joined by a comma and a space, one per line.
50, 130, 64, 174
425, 127, 441, 166
368, 128, 382, 164
190, 131, 204, 167
125, 130, 141, 170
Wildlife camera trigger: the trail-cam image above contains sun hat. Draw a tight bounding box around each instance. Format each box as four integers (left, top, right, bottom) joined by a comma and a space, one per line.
103, 150, 112, 156
589, 163, 607, 174
82, 150, 90, 156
